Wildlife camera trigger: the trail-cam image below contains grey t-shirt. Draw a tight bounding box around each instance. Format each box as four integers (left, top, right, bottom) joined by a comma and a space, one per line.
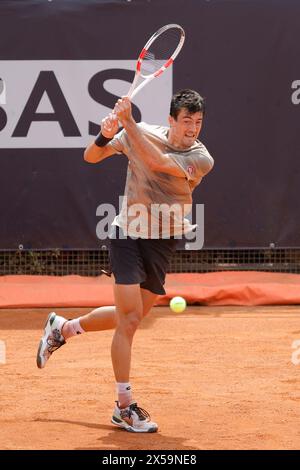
109, 122, 214, 238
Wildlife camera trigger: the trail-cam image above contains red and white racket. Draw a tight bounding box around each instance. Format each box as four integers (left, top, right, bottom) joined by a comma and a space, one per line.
127, 24, 185, 99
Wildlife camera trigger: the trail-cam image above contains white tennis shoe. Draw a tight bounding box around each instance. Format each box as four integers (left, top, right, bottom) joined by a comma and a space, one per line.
111, 401, 158, 433
36, 312, 66, 369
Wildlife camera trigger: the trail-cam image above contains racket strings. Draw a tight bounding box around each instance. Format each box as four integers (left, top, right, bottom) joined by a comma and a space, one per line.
140, 27, 182, 77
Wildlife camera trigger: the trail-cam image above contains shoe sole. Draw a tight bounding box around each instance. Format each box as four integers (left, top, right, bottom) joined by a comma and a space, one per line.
36, 312, 56, 369
111, 416, 158, 433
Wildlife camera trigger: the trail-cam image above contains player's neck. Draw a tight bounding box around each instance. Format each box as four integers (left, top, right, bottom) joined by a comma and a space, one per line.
167, 129, 190, 150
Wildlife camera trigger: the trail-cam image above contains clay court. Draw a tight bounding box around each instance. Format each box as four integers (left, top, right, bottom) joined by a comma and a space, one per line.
1, 305, 300, 450
2, 0, 300, 454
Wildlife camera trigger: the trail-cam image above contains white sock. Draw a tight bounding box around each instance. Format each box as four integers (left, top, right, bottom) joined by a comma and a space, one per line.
116, 382, 132, 408
62, 317, 85, 340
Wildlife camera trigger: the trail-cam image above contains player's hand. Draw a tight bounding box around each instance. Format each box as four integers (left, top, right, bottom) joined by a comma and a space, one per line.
113, 97, 133, 126
101, 113, 119, 138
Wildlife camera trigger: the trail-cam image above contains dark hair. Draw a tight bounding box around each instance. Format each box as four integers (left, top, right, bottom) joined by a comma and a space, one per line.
170, 89, 205, 119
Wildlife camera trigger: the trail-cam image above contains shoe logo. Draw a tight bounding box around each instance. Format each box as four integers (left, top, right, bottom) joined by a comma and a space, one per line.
120, 409, 133, 426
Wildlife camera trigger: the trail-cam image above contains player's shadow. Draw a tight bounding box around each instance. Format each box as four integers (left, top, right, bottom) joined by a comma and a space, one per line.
35, 418, 199, 450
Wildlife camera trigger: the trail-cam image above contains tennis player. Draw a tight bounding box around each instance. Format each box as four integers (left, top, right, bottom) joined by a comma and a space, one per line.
36, 89, 214, 433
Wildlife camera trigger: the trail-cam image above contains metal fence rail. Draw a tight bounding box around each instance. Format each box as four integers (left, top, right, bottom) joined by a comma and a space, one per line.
1, 248, 300, 276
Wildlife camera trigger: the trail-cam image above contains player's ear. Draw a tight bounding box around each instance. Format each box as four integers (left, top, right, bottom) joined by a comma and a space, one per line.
168, 115, 174, 127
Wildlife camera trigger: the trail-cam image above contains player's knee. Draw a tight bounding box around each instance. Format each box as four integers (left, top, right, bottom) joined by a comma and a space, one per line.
121, 311, 142, 336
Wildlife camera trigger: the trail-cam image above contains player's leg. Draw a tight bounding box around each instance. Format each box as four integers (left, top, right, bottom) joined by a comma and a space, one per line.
70, 288, 157, 333
108, 226, 161, 432
110, 237, 176, 427
111, 283, 143, 384
140, 288, 158, 316
70, 306, 116, 333
110, 282, 158, 433
36, 287, 158, 369
110, 287, 157, 383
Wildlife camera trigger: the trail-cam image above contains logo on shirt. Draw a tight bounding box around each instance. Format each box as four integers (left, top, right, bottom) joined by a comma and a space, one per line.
187, 165, 194, 177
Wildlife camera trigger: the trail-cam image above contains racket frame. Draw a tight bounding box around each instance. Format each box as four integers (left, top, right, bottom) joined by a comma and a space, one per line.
128, 24, 185, 99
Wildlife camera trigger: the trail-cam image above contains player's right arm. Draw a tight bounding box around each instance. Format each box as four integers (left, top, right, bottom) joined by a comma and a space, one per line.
84, 113, 119, 164
83, 141, 115, 163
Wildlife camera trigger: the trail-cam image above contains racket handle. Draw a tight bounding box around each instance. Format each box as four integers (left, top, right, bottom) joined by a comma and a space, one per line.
129, 78, 150, 100
127, 73, 139, 99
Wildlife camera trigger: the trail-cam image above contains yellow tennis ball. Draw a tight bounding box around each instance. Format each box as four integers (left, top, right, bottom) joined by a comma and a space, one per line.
170, 296, 186, 313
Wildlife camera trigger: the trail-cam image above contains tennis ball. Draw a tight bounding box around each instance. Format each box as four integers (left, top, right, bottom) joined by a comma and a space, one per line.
170, 296, 186, 313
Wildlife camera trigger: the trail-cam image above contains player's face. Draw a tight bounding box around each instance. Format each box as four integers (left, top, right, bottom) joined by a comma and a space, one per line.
168, 109, 203, 149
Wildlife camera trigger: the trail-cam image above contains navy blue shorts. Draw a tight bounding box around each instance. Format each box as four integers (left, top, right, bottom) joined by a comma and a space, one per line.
108, 226, 179, 295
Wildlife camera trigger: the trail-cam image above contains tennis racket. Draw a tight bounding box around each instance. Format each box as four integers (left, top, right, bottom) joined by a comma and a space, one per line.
127, 23, 185, 99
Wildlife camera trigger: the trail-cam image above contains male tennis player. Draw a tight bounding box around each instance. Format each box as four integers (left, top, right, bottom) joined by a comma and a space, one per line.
36, 89, 214, 433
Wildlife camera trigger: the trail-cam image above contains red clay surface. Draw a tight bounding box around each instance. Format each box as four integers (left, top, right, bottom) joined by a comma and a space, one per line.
1, 306, 300, 450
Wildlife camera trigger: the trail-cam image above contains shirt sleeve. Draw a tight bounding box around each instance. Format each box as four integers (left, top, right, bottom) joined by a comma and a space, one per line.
107, 122, 153, 156
169, 144, 214, 182
108, 128, 126, 154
